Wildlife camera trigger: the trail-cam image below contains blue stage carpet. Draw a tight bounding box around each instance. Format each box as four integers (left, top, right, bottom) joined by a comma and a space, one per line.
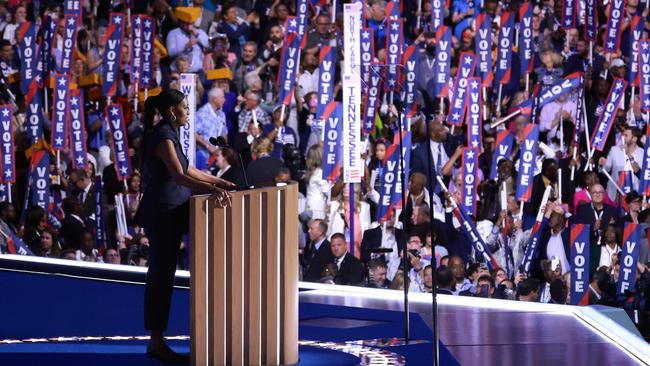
0, 342, 360, 366
0, 267, 458, 365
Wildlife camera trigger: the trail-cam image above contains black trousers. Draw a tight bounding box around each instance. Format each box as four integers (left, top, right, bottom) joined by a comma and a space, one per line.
144, 202, 189, 331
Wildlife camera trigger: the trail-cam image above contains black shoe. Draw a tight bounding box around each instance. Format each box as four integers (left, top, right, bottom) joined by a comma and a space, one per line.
146, 342, 190, 365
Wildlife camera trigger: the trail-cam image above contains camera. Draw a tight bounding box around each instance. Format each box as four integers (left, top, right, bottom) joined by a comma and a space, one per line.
282, 144, 304, 180
408, 249, 421, 258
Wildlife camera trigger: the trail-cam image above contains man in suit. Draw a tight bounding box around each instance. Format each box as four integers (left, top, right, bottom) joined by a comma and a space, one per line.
436, 265, 455, 295
330, 233, 364, 286
303, 220, 334, 282
535, 201, 571, 280
73, 169, 96, 221
410, 120, 460, 194
59, 197, 87, 251
360, 220, 407, 264
573, 184, 620, 273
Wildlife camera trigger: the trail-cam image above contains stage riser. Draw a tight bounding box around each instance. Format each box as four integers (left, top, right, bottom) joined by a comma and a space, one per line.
190, 185, 299, 366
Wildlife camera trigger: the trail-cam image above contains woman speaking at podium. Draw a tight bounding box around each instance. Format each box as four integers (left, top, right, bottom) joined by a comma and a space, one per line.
136, 89, 234, 364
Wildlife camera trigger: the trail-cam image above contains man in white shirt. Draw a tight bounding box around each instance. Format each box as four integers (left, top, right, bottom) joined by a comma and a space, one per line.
599, 126, 644, 200
538, 202, 571, 278
297, 49, 320, 100
166, 8, 209, 73
539, 94, 577, 144
195, 88, 228, 170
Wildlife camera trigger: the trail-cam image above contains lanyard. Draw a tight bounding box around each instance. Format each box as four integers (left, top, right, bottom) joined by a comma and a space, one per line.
592, 206, 603, 222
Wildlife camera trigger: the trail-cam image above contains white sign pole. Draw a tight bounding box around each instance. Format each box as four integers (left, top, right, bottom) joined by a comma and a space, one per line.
179, 73, 196, 167
342, 4, 363, 183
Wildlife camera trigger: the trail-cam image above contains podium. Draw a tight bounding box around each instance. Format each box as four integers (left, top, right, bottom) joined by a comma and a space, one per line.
189, 183, 299, 366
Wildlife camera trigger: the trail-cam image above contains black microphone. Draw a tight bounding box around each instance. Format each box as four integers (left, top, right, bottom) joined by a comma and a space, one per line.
367, 248, 394, 254
209, 136, 251, 189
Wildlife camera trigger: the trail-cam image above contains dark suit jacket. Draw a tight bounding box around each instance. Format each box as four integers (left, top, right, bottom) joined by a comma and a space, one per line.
573, 203, 620, 273
303, 239, 334, 282
409, 137, 459, 193
59, 216, 86, 251
246, 156, 285, 187
360, 226, 407, 264
573, 203, 620, 238
533, 219, 571, 280
73, 183, 96, 220
233, 133, 253, 168
441, 212, 474, 264
217, 165, 247, 189
334, 254, 365, 286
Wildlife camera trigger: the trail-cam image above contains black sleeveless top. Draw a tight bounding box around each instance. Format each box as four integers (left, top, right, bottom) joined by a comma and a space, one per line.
137, 120, 192, 229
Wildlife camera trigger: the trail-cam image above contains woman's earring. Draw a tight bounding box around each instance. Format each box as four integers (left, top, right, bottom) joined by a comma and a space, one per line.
170, 113, 177, 122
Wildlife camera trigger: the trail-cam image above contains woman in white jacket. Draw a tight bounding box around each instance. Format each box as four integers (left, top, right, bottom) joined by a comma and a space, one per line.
327, 183, 371, 258
304, 145, 330, 220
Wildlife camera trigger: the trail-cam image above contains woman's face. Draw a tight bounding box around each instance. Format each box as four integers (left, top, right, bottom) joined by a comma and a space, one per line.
605, 226, 617, 243
375, 143, 386, 161
173, 99, 190, 125
41, 232, 53, 251
215, 149, 227, 168
74, 58, 85, 75
130, 175, 141, 192
495, 270, 507, 284
15, 6, 26, 22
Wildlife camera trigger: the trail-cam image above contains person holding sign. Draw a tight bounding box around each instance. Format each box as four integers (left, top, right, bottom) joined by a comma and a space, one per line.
136, 89, 234, 364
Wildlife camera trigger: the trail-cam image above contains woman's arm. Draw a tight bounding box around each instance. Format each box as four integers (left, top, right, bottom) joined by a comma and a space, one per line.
188, 165, 236, 189
156, 140, 225, 193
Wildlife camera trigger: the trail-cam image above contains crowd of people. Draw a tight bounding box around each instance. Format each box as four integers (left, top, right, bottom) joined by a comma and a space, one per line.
0, 0, 648, 339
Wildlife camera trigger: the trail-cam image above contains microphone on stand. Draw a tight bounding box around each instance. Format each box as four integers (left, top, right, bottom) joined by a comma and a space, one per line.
367, 248, 394, 254
209, 136, 251, 189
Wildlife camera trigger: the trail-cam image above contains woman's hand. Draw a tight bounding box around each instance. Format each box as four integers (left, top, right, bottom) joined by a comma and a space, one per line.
214, 177, 237, 190
211, 186, 232, 207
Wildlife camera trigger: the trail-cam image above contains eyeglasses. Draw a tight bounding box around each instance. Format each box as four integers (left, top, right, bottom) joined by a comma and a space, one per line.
591, 191, 605, 195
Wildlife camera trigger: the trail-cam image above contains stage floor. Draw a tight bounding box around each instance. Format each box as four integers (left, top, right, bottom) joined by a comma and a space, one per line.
0, 255, 648, 365
299, 283, 650, 366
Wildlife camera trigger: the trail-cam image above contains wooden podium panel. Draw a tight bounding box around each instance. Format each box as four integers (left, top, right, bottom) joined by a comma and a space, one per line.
190, 183, 299, 366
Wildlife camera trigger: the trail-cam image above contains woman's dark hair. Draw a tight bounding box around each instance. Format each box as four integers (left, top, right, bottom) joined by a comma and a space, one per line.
140, 89, 186, 170
220, 147, 239, 167
40, 227, 61, 258
24, 206, 46, 230
142, 89, 186, 134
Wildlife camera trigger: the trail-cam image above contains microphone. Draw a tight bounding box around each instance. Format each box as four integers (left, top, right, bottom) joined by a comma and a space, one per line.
210, 136, 251, 189
209, 136, 226, 148
367, 248, 394, 254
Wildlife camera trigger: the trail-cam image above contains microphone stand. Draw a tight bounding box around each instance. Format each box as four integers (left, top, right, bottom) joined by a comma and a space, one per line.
395, 103, 410, 345
424, 120, 440, 366
372, 62, 412, 345
234, 150, 250, 188
210, 137, 251, 188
